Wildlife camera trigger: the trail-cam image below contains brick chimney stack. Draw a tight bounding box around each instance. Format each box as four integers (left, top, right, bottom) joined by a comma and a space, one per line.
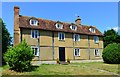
75, 16, 81, 25
14, 6, 20, 45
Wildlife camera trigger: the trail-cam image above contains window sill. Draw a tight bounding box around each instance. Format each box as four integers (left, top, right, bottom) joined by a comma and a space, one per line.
59, 40, 65, 42
94, 42, 99, 44
95, 55, 100, 57
74, 56, 80, 57
34, 55, 39, 57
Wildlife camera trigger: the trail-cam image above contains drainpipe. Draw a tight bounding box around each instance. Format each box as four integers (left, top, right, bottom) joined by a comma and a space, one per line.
88, 35, 90, 60
38, 32, 40, 61
52, 31, 54, 60
73, 33, 75, 60
20, 28, 22, 42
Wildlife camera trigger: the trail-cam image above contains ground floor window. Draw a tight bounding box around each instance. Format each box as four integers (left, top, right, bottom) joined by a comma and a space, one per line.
94, 49, 100, 56
31, 46, 39, 56
74, 48, 80, 56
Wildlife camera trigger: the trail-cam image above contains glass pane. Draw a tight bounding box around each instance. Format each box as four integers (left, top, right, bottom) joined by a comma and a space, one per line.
35, 30, 38, 38
59, 33, 61, 40
35, 48, 38, 55
62, 33, 64, 40
31, 20, 34, 24
32, 30, 34, 38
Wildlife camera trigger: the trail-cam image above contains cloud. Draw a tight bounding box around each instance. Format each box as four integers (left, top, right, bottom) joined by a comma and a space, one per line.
106, 26, 120, 32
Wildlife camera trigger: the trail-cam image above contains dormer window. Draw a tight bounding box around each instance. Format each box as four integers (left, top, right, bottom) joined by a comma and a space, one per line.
30, 19, 38, 26
70, 25, 77, 30
55, 23, 63, 29
89, 28, 95, 33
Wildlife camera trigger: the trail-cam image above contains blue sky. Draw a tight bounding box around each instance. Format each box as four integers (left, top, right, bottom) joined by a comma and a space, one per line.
2, 2, 118, 38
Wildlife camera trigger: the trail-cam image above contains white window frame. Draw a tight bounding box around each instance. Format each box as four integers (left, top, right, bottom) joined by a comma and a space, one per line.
94, 49, 100, 56
31, 46, 39, 56
58, 32, 65, 41
89, 28, 95, 33
94, 36, 99, 44
55, 23, 63, 29
73, 34, 80, 41
74, 48, 80, 56
30, 19, 38, 26
70, 25, 77, 31
31, 30, 39, 38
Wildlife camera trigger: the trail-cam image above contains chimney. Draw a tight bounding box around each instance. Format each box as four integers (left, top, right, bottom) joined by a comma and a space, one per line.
14, 6, 20, 45
75, 16, 81, 25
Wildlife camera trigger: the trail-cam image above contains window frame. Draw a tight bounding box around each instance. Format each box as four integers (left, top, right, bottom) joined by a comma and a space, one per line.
30, 19, 38, 26
58, 32, 65, 41
94, 36, 99, 44
74, 48, 80, 56
31, 46, 39, 56
70, 25, 77, 31
31, 30, 39, 38
55, 23, 63, 29
89, 28, 95, 33
94, 49, 100, 57
73, 34, 80, 41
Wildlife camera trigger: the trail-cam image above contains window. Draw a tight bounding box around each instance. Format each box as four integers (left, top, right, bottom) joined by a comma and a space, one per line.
31, 30, 39, 38
31, 47, 39, 56
74, 48, 80, 56
94, 49, 100, 56
70, 25, 77, 30
58, 32, 65, 40
94, 36, 99, 43
73, 34, 80, 41
89, 28, 95, 33
55, 23, 63, 29
30, 19, 38, 26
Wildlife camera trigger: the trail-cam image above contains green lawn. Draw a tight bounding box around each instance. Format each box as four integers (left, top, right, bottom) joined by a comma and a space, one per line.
1, 62, 119, 76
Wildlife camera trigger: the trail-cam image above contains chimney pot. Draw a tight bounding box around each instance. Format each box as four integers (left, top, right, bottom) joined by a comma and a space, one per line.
75, 16, 81, 25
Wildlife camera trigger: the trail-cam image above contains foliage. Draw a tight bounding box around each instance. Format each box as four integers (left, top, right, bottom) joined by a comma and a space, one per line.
102, 43, 120, 64
4, 40, 34, 72
103, 29, 120, 47
0, 18, 12, 65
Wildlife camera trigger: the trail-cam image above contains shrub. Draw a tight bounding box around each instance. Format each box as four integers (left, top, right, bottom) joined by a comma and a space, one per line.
67, 58, 70, 64
102, 43, 120, 64
4, 40, 34, 72
56, 58, 60, 64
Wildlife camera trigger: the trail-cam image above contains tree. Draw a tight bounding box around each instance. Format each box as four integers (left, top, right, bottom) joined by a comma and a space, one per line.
4, 40, 34, 72
103, 29, 120, 47
0, 18, 12, 65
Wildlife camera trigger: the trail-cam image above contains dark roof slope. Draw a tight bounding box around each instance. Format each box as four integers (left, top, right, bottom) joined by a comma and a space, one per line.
19, 15, 103, 36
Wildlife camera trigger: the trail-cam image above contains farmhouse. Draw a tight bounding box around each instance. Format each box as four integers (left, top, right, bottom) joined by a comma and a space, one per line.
14, 6, 104, 61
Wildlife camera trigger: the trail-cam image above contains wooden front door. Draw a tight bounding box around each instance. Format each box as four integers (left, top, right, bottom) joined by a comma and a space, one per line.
59, 47, 65, 61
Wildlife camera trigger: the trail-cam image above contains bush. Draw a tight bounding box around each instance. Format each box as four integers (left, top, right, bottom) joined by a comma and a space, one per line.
102, 43, 120, 64
4, 40, 34, 72
67, 58, 70, 64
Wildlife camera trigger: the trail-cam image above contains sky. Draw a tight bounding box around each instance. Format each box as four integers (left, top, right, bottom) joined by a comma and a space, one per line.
2, 2, 118, 38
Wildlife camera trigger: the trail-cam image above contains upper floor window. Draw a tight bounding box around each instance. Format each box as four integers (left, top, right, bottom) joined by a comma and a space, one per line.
94, 36, 99, 43
31, 46, 39, 56
55, 23, 63, 29
70, 25, 77, 31
89, 28, 95, 33
73, 34, 80, 41
30, 19, 38, 26
31, 30, 39, 38
94, 49, 100, 56
58, 32, 65, 41
74, 48, 80, 56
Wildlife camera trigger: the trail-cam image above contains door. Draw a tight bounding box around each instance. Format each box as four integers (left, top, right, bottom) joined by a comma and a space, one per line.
59, 47, 65, 61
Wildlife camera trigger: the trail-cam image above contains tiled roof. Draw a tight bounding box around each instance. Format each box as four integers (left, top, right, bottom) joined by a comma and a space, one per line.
19, 15, 103, 36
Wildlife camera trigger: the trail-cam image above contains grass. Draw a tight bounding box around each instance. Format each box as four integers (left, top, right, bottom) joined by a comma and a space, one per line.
1, 62, 119, 76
